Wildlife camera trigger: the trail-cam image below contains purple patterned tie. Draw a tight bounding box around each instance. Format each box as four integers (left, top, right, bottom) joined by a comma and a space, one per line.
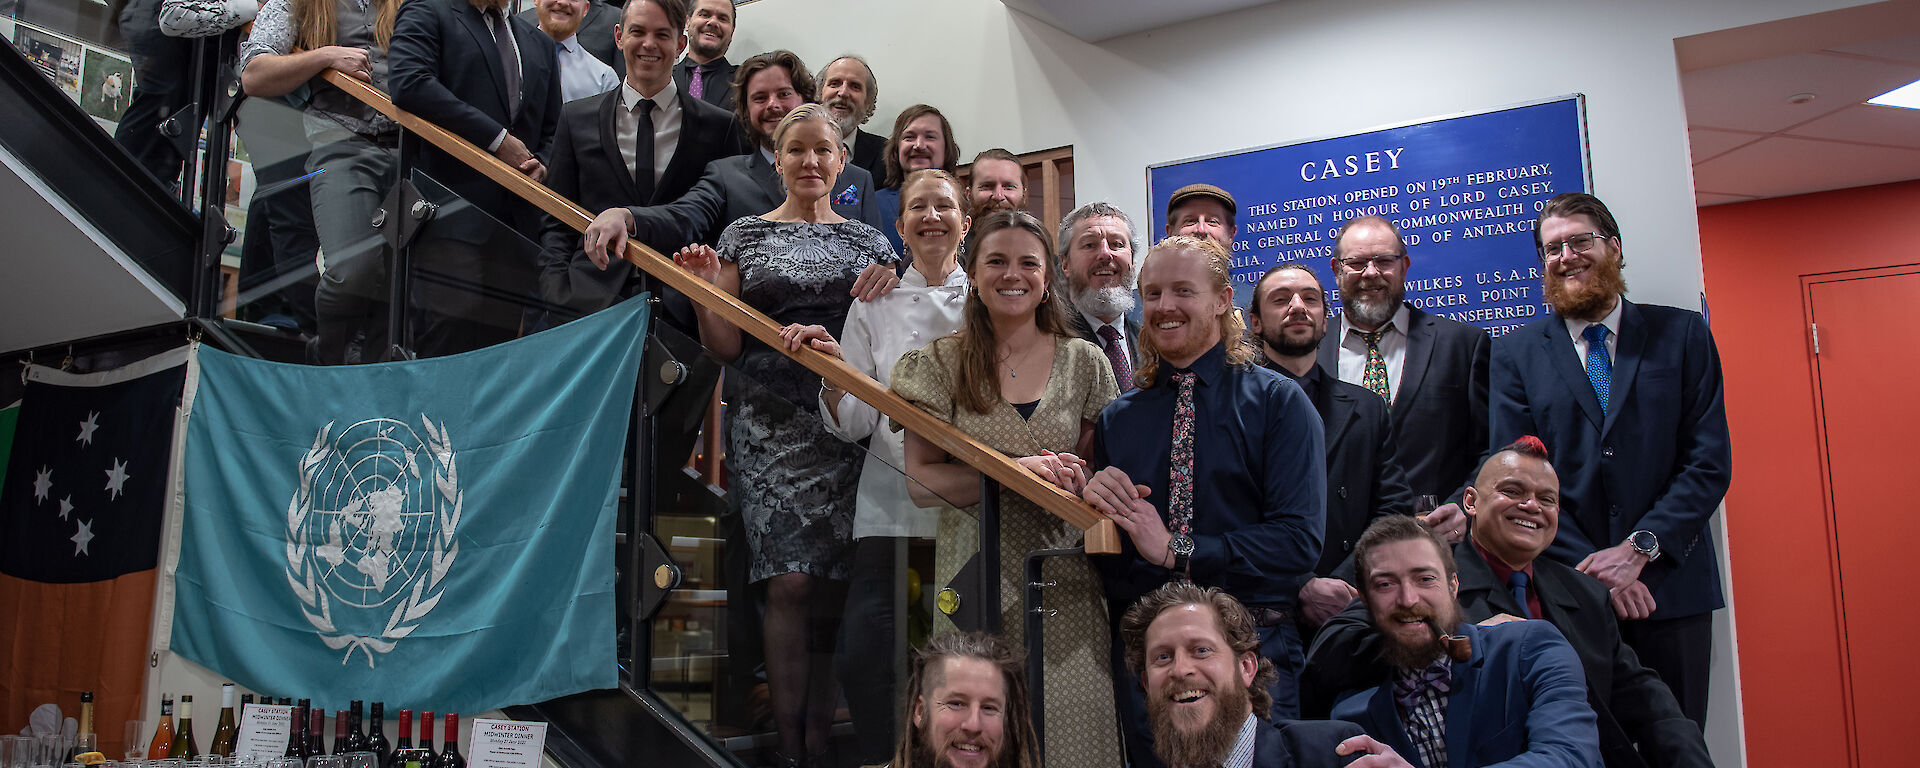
1097, 325, 1134, 392
1167, 372, 1197, 536
687, 62, 705, 100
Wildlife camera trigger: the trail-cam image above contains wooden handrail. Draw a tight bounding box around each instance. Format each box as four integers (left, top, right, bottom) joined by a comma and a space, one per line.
320, 71, 1120, 554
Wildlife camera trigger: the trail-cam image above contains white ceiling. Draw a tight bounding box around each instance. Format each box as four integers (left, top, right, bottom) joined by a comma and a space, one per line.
0, 147, 184, 354
999, 0, 1279, 43
1679, 3, 1920, 206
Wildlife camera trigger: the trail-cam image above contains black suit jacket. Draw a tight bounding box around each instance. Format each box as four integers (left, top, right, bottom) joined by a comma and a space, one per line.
1316, 305, 1489, 504
627, 151, 890, 252
390, 0, 561, 228
1269, 718, 1365, 768
673, 56, 736, 111
518, 0, 621, 77
1454, 541, 1712, 768
1489, 299, 1732, 618
851, 128, 887, 183
536, 87, 746, 317
1307, 367, 1415, 577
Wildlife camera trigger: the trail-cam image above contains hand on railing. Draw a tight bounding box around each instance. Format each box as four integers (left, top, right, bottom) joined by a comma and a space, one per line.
1018, 450, 1089, 496
673, 244, 724, 284
493, 134, 545, 182
582, 208, 634, 269
778, 324, 842, 358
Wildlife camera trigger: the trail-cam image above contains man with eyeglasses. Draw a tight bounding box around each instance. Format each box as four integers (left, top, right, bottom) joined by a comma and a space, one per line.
1488, 192, 1732, 732
1315, 215, 1490, 546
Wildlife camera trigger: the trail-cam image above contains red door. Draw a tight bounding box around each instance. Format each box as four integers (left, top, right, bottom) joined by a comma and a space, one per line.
1805, 265, 1920, 768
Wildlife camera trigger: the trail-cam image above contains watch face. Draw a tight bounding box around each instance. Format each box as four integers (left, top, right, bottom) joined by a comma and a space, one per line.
1171, 534, 1195, 556
1631, 531, 1657, 552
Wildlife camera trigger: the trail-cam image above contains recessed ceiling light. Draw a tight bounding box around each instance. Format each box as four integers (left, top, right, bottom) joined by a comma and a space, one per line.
1867, 78, 1920, 110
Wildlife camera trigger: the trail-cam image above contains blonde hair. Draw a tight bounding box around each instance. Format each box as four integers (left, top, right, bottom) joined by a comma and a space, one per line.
769, 101, 842, 152
1133, 235, 1256, 388
294, 0, 399, 54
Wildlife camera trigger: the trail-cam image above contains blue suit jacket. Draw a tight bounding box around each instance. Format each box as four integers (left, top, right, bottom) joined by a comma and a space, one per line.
1488, 300, 1732, 618
1331, 622, 1601, 768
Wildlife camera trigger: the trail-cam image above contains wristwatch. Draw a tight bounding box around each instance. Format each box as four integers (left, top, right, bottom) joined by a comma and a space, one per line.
1627, 530, 1661, 561
1168, 533, 1195, 579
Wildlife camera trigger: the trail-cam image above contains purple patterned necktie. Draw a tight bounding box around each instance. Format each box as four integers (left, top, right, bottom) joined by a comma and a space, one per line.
687, 62, 705, 100
1097, 325, 1134, 392
1167, 372, 1197, 536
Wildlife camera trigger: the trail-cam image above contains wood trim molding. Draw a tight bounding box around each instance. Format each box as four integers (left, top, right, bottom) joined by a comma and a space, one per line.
320, 71, 1118, 553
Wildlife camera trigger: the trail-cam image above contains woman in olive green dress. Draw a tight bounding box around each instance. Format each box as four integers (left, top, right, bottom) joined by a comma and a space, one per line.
891, 210, 1122, 764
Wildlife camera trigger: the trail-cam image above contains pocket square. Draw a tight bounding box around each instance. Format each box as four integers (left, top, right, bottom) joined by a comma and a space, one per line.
833, 186, 860, 205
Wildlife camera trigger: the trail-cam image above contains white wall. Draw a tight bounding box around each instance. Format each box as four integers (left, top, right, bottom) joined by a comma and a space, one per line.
725, 0, 1879, 765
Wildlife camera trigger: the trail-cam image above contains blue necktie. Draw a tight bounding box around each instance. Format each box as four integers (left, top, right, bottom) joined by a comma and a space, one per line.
1583, 324, 1611, 416
1508, 570, 1532, 619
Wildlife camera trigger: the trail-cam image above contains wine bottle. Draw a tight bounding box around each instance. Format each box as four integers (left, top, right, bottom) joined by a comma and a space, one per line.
208, 684, 238, 757
385, 710, 413, 768
434, 714, 464, 768
390, 713, 431, 768
168, 695, 199, 758
68, 691, 97, 761
418, 711, 436, 764
278, 698, 292, 706
147, 696, 175, 760
286, 700, 309, 759
306, 708, 326, 757
332, 708, 351, 755
368, 703, 391, 764
345, 701, 368, 753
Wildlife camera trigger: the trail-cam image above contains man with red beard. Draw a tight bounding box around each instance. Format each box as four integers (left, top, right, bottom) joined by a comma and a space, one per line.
1489, 193, 1732, 731
533, 0, 618, 101
1084, 236, 1325, 767
1319, 516, 1602, 768
890, 632, 1037, 768
1314, 216, 1489, 550
1121, 582, 1362, 768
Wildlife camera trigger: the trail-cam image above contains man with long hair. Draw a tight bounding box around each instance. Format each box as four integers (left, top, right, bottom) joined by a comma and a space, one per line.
1121, 582, 1360, 768
1083, 236, 1325, 766
1490, 192, 1733, 730
891, 633, 1038, 768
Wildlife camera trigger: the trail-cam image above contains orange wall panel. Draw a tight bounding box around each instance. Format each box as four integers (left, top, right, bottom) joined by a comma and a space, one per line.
1698, 179, 1920, 768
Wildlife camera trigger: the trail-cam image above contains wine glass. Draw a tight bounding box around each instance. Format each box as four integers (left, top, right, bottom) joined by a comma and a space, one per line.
121, 724, 144, 762
1413, 494, 1438, 521
344, 752, 377, 768
305, 755, 344, 768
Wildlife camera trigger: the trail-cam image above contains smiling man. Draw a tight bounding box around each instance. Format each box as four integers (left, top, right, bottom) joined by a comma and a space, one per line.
673, 0, 736, 109
1314, 515, 1602, 768
1121, 583, 1362, 768
1164, 183, 1237, 246
967, 149, 1028, 215
535, 0, 618, 100
891, 632, 1037, 768
1490, 192, 1732, 731
1248, 264, 1415, 630
819, 55, 887, 182
1057, 202, 1143, 390
1084, 235, 1325, 767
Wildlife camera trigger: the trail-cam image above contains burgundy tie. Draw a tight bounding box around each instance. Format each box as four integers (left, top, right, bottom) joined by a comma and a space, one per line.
1097, 325, 1134, 392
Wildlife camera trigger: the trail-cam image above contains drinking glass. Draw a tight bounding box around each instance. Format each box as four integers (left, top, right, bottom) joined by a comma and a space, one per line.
121, 724, 144, 762
343, 753, 376, 768
1, 735, 23, 768
29, 735, 60, 768
1413, 493, 1439, 518
305, 755, 344, 768
267, 757, 302, 768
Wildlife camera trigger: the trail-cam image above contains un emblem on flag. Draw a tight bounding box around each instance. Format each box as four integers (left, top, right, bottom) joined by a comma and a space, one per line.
285, 416, 461, 666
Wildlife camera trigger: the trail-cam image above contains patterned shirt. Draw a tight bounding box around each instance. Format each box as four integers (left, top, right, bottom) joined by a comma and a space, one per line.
1397, 660, 1452, 768
1223, 713, 1259, 768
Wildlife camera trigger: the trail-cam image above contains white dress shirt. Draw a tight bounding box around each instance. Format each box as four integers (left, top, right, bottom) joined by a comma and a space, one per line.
1563, 296, 1624, 366
1336, 302, 1412, 398
1081, 309, 1131, 361
552, 34, 619, 102
820, 265, 970, 539
616, 78, 683, 190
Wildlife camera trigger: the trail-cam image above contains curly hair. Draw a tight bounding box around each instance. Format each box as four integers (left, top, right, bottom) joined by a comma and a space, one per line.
1119, 582, 1276, 720
1133, 235, 1257, 388
892, 632, 1038, 768
730, 50, 815, 148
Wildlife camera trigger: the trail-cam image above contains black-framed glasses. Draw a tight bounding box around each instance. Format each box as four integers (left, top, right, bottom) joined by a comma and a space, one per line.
1336, 255, 1404, 273
1540, 232, 1609, 261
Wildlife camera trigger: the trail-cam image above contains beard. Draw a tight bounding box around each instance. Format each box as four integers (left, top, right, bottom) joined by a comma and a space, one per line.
538, 13, 582, 40
687, 26, 725, 60
1374, 601, 1462, 669
909, 730, 1011, 768
825, 95, 864, 138
1071, 283, 1136, 322
1258, 319, 1322, 359
1544, 254, 1628, 321
1340, 279, 1402, 330
1147, 678, 1251, 768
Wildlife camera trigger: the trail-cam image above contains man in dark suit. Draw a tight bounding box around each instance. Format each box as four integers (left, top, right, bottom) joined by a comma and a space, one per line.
1249, 263, 1415, 629
389, 0, 562, 356
819, 55, 887, 182
672, 0, 737, 111
518, 0, 621, 79
1056, 202, 1142, 388
1490, 192, 1733, 730
1309, 439, 1712, 768
1315, 215, 1490, 544
543, 0, 746, 320
625, 50, 890, 255
1315, 516, 1602, 768
1119, 582, 1362, 768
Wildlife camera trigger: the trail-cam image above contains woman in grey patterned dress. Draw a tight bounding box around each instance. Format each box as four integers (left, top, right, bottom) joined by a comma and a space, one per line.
673, 103, 897, 767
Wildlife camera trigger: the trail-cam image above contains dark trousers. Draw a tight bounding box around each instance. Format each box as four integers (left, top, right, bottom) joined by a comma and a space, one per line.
1110, 608, 1302, 768
115, 32, 199, 188
409, 216, 540, 357
1621, 611, 1713, 731
309, 135, 398, 362
835, 536, 913, 765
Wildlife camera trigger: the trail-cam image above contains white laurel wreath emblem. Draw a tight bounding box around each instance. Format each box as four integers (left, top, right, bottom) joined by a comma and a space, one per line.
285, 416, 462, 667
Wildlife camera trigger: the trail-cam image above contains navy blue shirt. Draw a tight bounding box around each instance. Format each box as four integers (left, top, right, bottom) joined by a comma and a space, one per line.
1092, 343, 1327, 610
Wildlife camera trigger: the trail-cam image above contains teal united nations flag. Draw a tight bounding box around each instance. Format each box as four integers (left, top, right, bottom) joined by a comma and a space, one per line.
169, 297, 650, 713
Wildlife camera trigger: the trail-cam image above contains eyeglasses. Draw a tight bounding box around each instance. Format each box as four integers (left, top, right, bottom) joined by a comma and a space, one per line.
1539, 232, 1610, 261
1336, 256, 1404, 273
